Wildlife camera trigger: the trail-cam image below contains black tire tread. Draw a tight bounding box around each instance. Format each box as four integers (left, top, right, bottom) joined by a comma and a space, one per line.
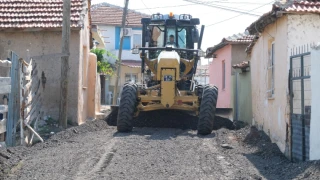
197, 85, 218, 135
117, 84, 137, 132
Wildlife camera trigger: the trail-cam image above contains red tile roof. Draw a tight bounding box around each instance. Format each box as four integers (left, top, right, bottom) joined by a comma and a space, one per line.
91, 3, 150, 27
224, 33, 255, 43
284, 0, 320, 13
247, 1, 320, 35
246, 1, 320, 54
205, 33, 254, 58
121, 60, 141, 68
0, 0, 87, 29
232, 61, 250, 69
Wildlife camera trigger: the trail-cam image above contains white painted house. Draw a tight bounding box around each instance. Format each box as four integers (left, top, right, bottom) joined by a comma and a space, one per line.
246, 0, 320, 161
91, 3, 149, 104
91, 3, 149, 63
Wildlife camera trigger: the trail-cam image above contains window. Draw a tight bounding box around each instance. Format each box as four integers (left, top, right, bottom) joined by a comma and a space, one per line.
267, 42, 275, 98
177, 28, 186, 48
222, 60, 226, 89
150, 26, 165, 48
125, 73, 137, 83
132, 34, 142, 48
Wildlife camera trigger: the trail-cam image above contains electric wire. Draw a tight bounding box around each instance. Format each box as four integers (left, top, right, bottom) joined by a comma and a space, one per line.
140, 0, 152, 14
183, 0, 260, 16
132, 1, 268, 10
205, 0, 274, 27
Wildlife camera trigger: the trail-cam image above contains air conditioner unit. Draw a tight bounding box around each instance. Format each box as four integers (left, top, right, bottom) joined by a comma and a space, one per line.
121, 28, 132, 37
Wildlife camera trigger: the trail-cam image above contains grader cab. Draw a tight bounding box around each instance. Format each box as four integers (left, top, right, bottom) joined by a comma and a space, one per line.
113, 13, 218, 135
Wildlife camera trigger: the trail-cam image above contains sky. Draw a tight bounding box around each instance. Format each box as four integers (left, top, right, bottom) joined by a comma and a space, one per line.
91, 0, 275, 64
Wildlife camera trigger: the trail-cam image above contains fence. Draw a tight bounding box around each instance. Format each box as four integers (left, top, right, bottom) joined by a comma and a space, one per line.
0, 59, 12, 144
0, 51, 44, 147
21, 58, 44, 145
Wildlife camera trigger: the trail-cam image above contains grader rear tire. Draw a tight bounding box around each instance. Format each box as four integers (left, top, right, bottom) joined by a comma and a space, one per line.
117, 84, 137, 132
197, 86, 218, 135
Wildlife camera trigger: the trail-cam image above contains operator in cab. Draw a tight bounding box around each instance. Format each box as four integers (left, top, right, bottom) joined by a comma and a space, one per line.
166, 34, 178, 47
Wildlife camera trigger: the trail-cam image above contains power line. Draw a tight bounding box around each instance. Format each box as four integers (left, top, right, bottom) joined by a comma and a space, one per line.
205, 0, 274, 27
132, 3, 195, 10
132, 0, 230, 10
133, 2, 264, 14
184, 0, 260, 16
205, 1, 268, 5
140, 0, 152, 14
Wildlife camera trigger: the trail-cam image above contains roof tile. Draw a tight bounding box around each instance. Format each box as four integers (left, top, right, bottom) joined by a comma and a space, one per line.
0, 0, 86, 29
283, 0, 320, 13
121, 60, 141, 68
246, 1, 320, 54
232, 61, 250, 69
205, 33, 254, 58
91, 3, 149, 27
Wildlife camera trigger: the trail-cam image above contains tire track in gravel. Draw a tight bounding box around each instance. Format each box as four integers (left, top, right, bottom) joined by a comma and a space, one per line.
201, 136, 234, 179
74, 137, 117, 180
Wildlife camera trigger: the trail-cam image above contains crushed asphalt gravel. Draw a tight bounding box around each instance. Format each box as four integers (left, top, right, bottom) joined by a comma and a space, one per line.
0, 111, 319, 180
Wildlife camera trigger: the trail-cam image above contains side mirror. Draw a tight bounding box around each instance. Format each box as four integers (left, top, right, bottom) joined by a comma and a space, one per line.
192, 28, 199, 43
131, 48, 140, 54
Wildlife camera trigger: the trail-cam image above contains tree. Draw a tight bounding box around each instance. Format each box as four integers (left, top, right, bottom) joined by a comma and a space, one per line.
90, 48, 117, 77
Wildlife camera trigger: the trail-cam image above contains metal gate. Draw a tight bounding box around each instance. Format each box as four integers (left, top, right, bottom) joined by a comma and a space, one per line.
290, 52, 311, 162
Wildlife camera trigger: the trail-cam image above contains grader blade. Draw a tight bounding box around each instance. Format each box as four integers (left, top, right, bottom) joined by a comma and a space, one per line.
106, 105, 119, 126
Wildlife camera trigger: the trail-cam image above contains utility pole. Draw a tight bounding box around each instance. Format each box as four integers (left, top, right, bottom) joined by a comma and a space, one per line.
59, 0, 70, 128
113, 0, 129, 105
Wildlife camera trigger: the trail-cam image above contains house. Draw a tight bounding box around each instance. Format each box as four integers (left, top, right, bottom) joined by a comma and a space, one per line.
205, 33, 254, 121
108, 61, 141, 104
245, 0, 320, 161
91, 25, 106, 49
0, 0, 98, 125
91, 3, 149, 104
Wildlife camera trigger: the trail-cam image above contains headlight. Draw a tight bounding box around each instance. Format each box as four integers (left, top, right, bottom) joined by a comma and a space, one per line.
152, 13, 163, 20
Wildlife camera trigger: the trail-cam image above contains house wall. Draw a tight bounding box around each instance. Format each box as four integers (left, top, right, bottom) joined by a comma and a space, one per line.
98, 25, 141, 63
237, 71, 252, 124
109, 65, 141, 101
231, 44, 251, 121
250, 16, 289, 154
286, 14, 320, 160
231, 44, 250, 68
209, 44, 232, 108
310, 45, 320, 160
78, 9, 92, 124
87, 53, 98, 119
0, 31, 81, 123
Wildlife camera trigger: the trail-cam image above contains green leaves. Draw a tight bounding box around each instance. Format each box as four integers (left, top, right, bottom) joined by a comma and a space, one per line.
90, 48, 117, 76
90, 48, 106, 62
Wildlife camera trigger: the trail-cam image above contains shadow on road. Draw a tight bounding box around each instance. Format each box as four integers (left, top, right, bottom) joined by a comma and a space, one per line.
113, 128, 217, 140
106, 109, 236, 131
241, 127, 315, 179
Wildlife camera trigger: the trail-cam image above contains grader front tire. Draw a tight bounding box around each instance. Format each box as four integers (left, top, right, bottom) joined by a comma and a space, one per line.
197, 86, 218, 135
117, 84, 137, 132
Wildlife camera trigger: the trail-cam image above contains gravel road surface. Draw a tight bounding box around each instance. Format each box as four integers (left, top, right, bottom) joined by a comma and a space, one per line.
0, 114, 319, 180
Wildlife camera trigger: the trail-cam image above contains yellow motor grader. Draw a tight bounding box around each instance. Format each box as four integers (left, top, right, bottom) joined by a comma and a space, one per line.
112, 13, 218, 135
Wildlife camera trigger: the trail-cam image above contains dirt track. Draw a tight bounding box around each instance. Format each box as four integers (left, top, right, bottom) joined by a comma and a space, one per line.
1, 114, 320, 180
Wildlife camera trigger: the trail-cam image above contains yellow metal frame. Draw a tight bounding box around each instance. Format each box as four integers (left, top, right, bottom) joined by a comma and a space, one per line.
141, 53, 196, 80
134, 90, 200, 117
135, 52, 199, 117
